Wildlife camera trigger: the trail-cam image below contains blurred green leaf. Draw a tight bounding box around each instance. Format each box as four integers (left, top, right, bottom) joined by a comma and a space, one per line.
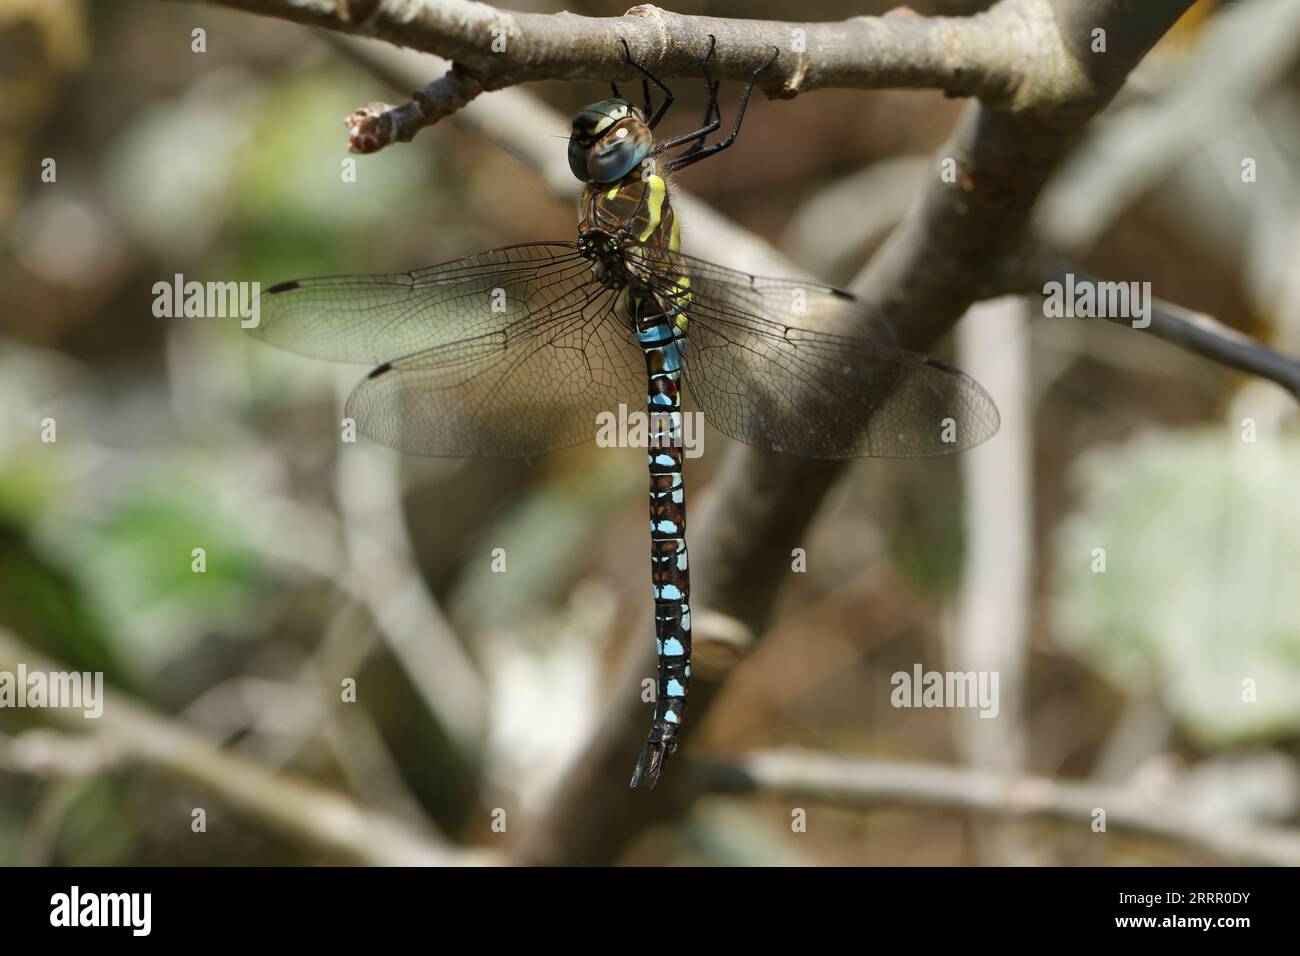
1052, 429, 1300, 746
0, 521, 127, 685
19, 457, 269, 675
0, 457, 62, 522
57, 779, 139, 865
228, 70, 432, 282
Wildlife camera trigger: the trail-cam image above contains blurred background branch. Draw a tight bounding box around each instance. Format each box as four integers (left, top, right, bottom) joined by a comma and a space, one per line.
1028, 259, 1300, 400
953, 297, 1034, 863
0, 629, 491, 865
696, 749, 1300, 867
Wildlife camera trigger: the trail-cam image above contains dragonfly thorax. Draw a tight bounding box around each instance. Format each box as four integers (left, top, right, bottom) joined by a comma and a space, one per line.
576, 151, 681, 295
576, 232, 631, 290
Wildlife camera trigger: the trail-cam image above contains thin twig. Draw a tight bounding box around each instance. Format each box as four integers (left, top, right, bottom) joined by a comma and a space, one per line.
346, 63, 484, 153
694, 749, 1300, 867
1031, 259, 1300, 400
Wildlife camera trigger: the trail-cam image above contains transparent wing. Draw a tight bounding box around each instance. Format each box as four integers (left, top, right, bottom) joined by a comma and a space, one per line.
253, 242, 592, 364
345, 284, 646, 457
625, 246, 1000, 458
257, 243, 646, 457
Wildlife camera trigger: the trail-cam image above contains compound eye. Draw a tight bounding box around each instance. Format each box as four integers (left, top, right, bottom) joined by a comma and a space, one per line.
587, 139, 637, 182
568, 138, 592, 181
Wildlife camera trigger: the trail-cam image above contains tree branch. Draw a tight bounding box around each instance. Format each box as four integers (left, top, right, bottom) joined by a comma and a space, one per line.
170, 0, 1039, 94
168, 0, 1109, 152
850, 0, 1196, 347
696, 749, 1300, 867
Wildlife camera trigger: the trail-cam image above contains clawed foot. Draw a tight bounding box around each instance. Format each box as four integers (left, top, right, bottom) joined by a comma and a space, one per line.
703, 34, 717, 69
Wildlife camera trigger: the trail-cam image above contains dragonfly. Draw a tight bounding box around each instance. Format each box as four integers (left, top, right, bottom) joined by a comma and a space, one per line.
251, 38, 1000, 789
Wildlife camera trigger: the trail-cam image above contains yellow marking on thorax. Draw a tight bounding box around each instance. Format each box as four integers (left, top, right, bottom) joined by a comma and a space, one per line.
606, 184, 621, 201
639, 174, 666, 243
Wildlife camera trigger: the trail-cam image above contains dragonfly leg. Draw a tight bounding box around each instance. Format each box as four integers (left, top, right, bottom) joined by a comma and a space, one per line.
666, 35, 721, 161
666, 82, 720, 162
664, 45, 780, 173
619, 37, 674, 129
652, 35, 756, 158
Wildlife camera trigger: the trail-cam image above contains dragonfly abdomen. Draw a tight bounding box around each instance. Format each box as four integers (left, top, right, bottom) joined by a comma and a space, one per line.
630, 300, 692, 789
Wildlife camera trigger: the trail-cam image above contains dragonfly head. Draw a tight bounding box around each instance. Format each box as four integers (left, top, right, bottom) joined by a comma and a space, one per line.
569, 98, 652, 184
